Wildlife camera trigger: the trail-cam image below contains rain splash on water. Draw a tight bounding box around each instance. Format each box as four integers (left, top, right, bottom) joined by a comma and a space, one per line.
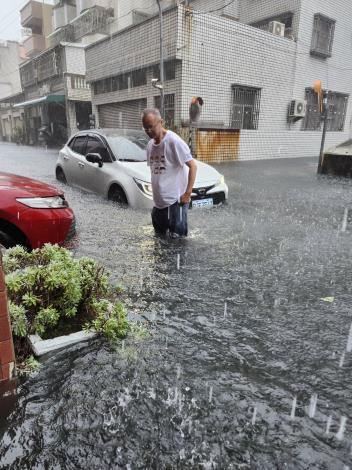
1, 147, 352, 468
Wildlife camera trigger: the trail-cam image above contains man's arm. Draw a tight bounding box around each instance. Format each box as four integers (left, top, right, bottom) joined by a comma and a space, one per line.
180, 159, 197, 205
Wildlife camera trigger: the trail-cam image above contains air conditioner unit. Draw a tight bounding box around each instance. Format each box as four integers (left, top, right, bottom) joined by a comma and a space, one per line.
289, 99, 306, 118
268, 21, 285, 37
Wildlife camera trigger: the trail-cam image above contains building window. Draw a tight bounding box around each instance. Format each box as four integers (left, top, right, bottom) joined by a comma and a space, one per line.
154, 94, 175, 129
93, 68, 147, 95
302, 88, 348, 131
151, 60, 176, 82
231, 85, 261, 130
310, 14, 335, 58
131, 69, 147, 87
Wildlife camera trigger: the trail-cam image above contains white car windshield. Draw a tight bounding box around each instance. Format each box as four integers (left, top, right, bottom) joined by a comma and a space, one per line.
107, 135, 148, 162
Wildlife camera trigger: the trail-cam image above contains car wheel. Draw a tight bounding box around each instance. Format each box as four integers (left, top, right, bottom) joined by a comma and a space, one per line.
0, 230, 17, 251
56, 167, 67, 184
108, 185, 128, 205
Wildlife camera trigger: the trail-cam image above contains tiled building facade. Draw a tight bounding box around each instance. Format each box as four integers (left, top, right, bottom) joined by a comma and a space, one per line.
86, 0, 352, 162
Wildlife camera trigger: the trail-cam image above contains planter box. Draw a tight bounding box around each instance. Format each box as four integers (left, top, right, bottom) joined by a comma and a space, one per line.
29, 330, 97, 356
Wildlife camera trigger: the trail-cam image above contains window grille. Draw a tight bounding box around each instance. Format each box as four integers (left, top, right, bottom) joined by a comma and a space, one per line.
327, 93, 348, 131
231, 85, 261, 130
310, 14, 335, 58
21, 62, 36, 87
154, 94, 175, 129
302, 88, 348, 131
37, 49, 60, 82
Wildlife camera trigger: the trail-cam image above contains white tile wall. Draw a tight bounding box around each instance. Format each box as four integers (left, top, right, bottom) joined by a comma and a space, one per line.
86, 1, 352, 160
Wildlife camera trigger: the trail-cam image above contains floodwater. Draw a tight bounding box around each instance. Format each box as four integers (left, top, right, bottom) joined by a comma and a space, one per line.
1, 143, 352, 469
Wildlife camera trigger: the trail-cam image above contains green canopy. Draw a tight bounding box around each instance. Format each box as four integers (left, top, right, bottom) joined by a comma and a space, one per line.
13, 95, 65, 108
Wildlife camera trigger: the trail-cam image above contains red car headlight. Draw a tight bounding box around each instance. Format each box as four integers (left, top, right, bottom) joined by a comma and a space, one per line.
16, 196, 69, 209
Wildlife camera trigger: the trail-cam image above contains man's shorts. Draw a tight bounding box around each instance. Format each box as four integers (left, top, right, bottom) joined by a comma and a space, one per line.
151, 201, 189, 237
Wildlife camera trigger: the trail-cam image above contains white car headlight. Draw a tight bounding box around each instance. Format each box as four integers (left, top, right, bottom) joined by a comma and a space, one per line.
16, 196, 68, 209
217, 175, 225, 185
134, 178, 153, 197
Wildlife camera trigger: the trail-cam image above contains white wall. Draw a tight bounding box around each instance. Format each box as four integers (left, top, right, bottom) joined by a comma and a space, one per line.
0, 41, 21, 100
65, 44, 87, 75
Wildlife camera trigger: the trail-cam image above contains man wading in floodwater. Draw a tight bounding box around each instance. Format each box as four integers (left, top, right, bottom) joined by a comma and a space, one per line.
142, 109, 197, 238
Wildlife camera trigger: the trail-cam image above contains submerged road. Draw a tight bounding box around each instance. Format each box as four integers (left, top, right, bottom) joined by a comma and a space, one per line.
1, 142, 352, 469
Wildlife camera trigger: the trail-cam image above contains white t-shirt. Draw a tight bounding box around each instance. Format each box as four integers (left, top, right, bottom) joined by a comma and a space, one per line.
147, 130, 193, 209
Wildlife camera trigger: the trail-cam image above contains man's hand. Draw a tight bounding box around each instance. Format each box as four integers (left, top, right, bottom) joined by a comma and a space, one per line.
180, 191, 192, 205
181, 160, 197, 205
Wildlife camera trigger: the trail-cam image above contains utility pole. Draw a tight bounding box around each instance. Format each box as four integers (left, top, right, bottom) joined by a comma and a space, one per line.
317, 90, 329, 174
155, 0, 164, 119
313, 80, 330, 175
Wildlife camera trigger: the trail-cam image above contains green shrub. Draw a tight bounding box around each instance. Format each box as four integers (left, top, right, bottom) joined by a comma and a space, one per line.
4, 244, 130, 346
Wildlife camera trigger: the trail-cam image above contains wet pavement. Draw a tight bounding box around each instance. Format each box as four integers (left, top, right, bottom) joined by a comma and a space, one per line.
1, 142, 352, 469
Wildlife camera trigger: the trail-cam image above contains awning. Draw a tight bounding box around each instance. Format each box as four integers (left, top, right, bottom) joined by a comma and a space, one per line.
13, 95, 65, 108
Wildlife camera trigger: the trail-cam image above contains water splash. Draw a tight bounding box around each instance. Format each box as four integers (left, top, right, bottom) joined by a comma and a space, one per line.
223, 301, 227, 318
325, 415, 332, 434
176, 364, 182, 380
177, 254, 180, 270
308, 393, 318, 418
346, 323, 352, 352
341, 207, 348, 232
336, 417, 347, 441
290, 396, 297, 420
339, 352, 345, 368
251, 407, 257, 425
208, 386, 213, 404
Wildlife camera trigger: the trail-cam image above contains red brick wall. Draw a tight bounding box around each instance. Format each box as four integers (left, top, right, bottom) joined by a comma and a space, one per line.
0, 255, 15, 381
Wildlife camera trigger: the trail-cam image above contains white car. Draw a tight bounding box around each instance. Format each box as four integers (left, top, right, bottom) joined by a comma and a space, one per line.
55, 129, 228, 209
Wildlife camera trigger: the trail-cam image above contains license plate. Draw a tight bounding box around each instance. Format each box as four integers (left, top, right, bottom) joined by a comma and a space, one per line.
192, 198, 213, 208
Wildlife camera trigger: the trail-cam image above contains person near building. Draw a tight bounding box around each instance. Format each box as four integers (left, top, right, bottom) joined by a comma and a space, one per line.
142, 108, 197, 237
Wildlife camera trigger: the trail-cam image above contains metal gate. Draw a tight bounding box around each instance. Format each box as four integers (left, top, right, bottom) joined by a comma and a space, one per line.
196, 129, 240, 163
98, 99, 147, 129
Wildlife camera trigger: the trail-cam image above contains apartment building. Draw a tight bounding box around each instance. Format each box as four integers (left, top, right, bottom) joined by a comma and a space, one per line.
20, 0, 53, 57
14, 0, 178, 144
17, 0, 120, 144
85, 0, 352, 162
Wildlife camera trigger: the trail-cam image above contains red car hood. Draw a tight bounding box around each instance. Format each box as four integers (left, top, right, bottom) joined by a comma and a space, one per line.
0, 172, 62, 197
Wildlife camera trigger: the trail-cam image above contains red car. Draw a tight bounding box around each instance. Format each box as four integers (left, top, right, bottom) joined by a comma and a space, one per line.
0, 172, 76, 249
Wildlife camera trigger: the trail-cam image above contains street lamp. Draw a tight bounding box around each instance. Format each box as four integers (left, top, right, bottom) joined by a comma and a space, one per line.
155, 0, 164, 119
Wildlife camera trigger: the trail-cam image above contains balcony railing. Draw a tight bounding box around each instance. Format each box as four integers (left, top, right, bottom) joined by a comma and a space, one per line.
20, 1, 43, 29
48, 25, 74, 47
20, 46, 63, 88
71, 6, 113, 41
